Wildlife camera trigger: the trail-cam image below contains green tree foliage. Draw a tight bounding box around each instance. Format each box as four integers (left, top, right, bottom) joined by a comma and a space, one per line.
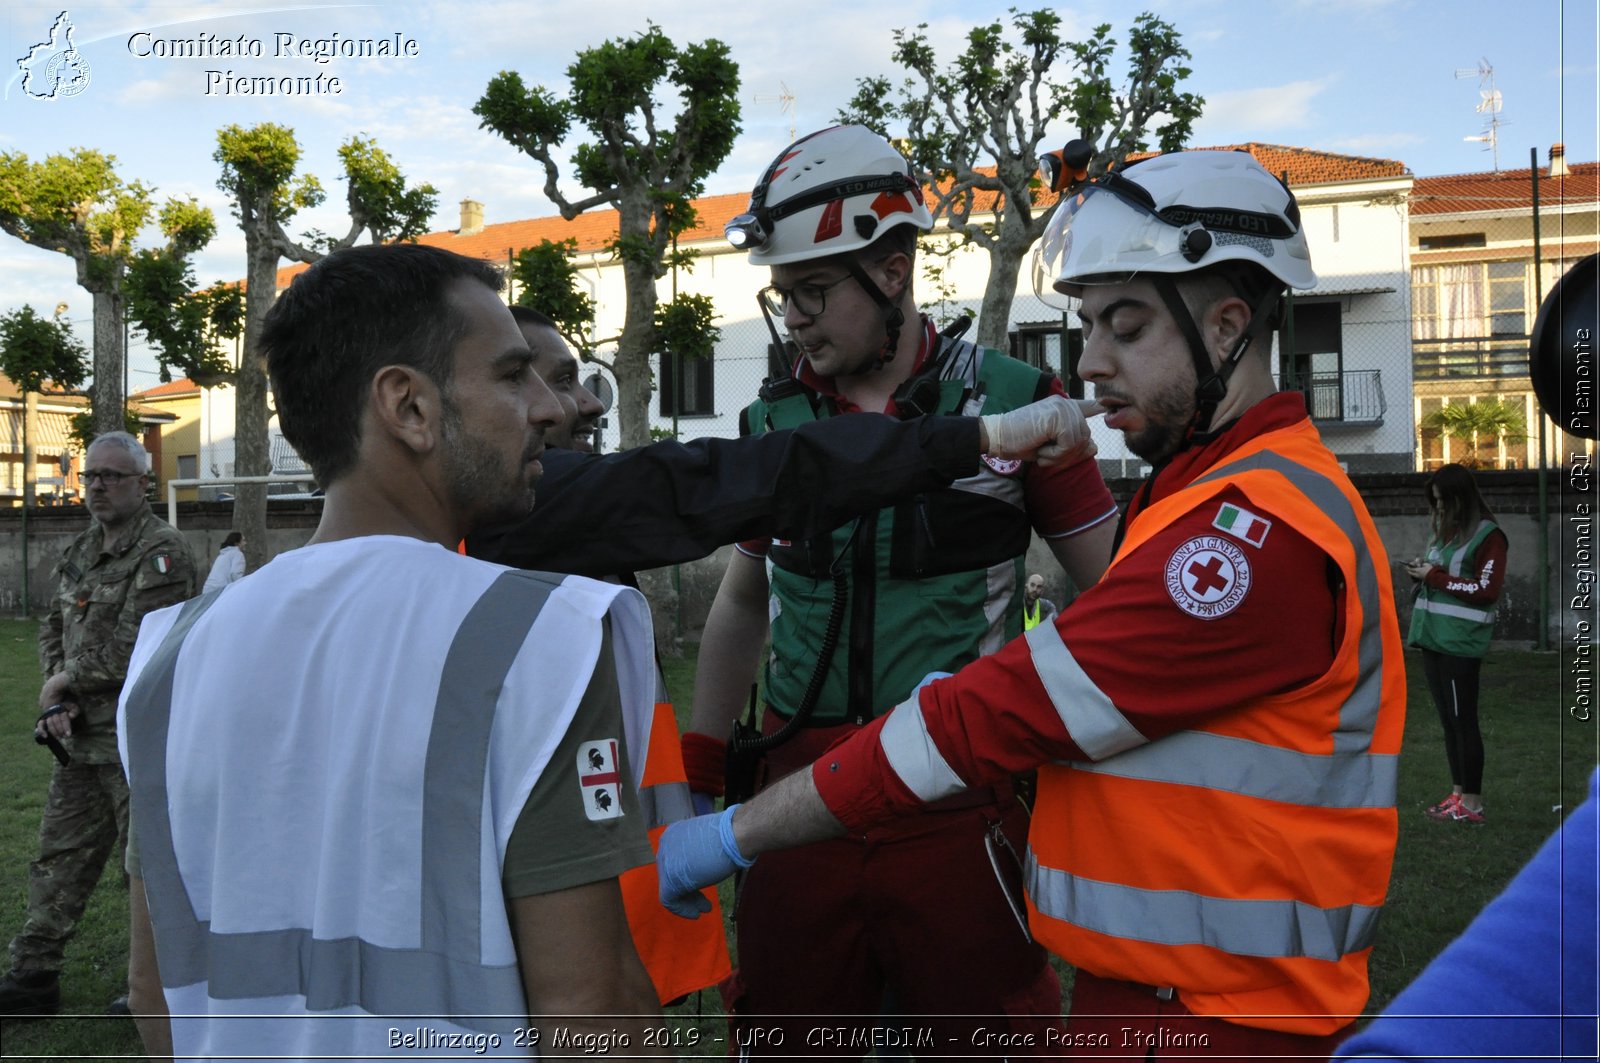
124, 254, 244, 386
0, 148, 216, 435
0, 305, 89, 394
654, 292, 720, 366
1422, 398, 1528, 468
67, 407, 143, 454
475, 24, 740, 451
841, 9, 1203, 349
510, 239, 597, 354
124, 197, 242, 387
213, 122, 438, 568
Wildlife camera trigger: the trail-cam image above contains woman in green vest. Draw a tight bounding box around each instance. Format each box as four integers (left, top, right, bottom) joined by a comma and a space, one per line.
1405, 464, 1508, 825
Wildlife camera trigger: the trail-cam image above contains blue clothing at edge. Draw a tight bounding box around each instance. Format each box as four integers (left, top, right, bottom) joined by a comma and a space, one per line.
1335, 769, 1599, 1061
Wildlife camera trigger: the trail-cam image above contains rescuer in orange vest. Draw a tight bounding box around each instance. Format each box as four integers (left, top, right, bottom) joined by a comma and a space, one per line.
661, 149, 1408, 1060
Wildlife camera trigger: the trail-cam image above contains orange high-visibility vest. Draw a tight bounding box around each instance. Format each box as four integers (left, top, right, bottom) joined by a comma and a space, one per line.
619, 683, 732, 1004
1025, 419, 1406, 1035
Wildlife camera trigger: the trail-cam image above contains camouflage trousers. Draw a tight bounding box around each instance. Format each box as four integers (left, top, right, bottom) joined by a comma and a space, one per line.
8, 760, 129, 974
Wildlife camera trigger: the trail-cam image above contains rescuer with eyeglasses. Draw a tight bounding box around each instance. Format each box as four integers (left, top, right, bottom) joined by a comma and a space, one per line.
684, 125, 1118, 1052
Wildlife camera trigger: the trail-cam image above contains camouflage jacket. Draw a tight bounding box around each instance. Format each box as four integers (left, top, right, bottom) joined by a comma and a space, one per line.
39, 502, 197, 764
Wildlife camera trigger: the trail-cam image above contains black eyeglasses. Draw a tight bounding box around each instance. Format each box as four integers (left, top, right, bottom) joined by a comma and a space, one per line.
758, 275, 854, 318
82, 469, 141, 486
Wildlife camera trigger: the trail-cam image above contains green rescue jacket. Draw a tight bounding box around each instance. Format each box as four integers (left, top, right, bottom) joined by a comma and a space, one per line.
1408, 518, 1500, 658
743, 340, 1050, 724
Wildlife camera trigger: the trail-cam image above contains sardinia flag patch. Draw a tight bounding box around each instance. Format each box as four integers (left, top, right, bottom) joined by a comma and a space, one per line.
577, 739, 624, 822
1212, 503, 1272, 548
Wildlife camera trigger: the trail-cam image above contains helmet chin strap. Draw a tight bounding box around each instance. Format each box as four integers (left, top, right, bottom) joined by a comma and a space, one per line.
1149, 274, 1283, 441
844, 258, 904, 371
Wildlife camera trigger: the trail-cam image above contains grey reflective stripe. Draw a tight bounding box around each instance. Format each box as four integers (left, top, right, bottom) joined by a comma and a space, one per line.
1068, 731, 1399, 808
1025, 622, 1146, 760
878, 696, 967, 802
1413, 596, 1496, 624
642, 664, 692, 827
124, 592, 225, 987
126, 570, 568, 1030
421, 571, 557, 965
949, 470, 1025, 510
978, 560, 1018, 657
1026, 855, 1384, 961
639, 780, 694, 828
1194, 449, 1388, 752
1442, 520, 1496, 577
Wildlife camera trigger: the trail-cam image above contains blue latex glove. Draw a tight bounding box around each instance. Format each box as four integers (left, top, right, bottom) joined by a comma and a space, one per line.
915, 671, 952, 694
657, 804, 754, 919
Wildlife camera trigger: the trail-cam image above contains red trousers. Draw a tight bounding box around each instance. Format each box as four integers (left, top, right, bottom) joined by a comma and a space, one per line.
726, 718, 1063, 1058
1061, 973, 1349, 1062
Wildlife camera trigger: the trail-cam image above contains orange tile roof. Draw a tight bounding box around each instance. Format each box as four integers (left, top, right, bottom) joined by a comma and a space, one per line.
132, 377, 202, 399
1410, 161, 1599, 216
270, 144, 1411, 291
1214, 143, 1409, 185
273, 191, 755, 291
0, 372, 88, 402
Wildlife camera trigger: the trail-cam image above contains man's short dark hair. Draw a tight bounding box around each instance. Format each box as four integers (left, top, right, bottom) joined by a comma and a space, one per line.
261, 243, 504, 486
861, 222, 918, 265
509, 305, 559, 332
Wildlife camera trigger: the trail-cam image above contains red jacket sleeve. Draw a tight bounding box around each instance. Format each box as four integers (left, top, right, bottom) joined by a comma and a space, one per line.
1022, 375, 1119, 537
814, 485, 1342, 831
1422, 529, 1508, 605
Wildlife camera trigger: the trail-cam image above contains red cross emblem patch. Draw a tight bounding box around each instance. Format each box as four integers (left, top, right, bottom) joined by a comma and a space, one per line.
577, 739, 624, 822
1164, 536, 1251, 620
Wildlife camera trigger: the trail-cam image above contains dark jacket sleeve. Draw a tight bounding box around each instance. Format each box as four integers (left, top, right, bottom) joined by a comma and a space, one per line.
469, 415, 980, 576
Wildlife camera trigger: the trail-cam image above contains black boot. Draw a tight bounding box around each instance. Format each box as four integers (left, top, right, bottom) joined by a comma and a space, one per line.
0, 969, 60, 1017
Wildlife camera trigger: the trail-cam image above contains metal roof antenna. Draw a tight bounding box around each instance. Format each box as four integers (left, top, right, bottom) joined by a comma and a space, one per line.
1455, 58, 1507, 172
754, 82, 797, 142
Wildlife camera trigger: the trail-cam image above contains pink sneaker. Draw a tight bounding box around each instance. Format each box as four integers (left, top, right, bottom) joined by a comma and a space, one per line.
1447, 803, 1486, 825
1425, 793, 1461, 820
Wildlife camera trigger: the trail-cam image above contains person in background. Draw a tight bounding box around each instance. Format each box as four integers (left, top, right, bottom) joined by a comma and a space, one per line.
1405, 463, 1507, 825
1022, 573, 1059, 630
0, 432, 196, 1017
200, 531, 246, 593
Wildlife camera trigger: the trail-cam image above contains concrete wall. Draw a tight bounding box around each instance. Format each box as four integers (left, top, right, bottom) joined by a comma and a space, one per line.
0, 501, 318, 616
2, 471, 1589, 653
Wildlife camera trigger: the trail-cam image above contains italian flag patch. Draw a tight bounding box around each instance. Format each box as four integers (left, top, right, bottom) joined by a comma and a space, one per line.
151, 554, 172, 575
1212, 502, 1272, 548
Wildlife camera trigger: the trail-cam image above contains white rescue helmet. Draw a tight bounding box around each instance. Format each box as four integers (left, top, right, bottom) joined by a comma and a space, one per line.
1031, 149, 1316, 308
727, 125, 933, 265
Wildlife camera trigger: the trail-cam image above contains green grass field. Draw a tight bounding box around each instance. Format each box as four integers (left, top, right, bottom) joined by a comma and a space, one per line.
0, 619, 1591, 1058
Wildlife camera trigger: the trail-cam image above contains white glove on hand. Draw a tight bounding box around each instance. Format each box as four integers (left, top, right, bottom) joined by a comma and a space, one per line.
981, 395, 1102, 467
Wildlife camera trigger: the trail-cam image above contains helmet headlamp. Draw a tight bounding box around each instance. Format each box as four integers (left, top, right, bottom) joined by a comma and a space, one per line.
724, 213, 769, 250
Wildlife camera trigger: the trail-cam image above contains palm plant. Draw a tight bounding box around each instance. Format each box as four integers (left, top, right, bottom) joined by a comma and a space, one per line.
1421, 398, 1528, 468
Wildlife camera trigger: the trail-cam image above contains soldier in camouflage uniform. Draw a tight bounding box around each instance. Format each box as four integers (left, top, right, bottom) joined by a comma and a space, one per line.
0, 432, 196, 1016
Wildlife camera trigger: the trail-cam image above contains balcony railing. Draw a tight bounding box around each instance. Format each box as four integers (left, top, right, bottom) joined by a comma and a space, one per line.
1282, 369, 1386, 426
1412, 338, 1530, 380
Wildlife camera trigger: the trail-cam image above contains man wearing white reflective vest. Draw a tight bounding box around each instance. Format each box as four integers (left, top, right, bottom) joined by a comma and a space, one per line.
118, 244, 662, 1060
660, 149, 1408, 1058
